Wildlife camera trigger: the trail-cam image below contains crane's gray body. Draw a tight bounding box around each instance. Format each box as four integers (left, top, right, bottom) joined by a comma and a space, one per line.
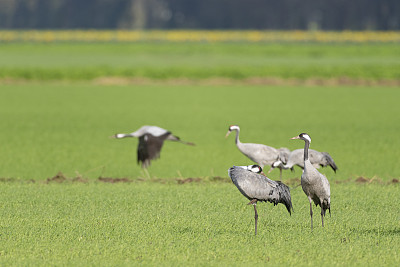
302, 159, 331, 212
237, 142, 279, 168
228, 166, 293, 214
282, 148, 337, 172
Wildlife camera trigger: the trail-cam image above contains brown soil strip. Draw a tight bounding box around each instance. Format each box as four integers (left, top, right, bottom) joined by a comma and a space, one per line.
1, 77, 400, 87
1, 172, 399, 185
93, 77, 400, 87
98, 177, 131, 183
176, 177, 203, 184
354, 176, 399, 184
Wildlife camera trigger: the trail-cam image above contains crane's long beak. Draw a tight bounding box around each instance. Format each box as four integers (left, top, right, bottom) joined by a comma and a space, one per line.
291, 136, 300, 140
225, 130, 232, 138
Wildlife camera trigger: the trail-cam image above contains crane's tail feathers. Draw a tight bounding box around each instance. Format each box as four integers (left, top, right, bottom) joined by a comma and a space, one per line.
168, 135, 195, 146
181, 141, 195, 146
322, 152, 338, 172
277, 182, 293, 215
321, 199, 331, 217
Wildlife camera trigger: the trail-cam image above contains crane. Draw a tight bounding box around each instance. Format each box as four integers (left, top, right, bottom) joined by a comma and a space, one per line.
228, 165, 293, 235
111, 125, 194, 168
225, 125, 281, 175
291, 133, 331, 230
269, 148, 337, 175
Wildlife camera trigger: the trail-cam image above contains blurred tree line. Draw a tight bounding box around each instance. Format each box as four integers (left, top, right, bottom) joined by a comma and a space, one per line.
0, 0, 398, 30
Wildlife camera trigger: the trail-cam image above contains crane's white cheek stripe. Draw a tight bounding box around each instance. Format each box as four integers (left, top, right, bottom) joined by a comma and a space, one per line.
303, 135, 311, 143
273, 161, 282, 167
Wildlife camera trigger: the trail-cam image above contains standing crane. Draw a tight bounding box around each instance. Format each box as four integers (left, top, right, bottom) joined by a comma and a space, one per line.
111, 125, 194, 168
226, 125, 283, 176
291, 133, 331, 230
228, 165, 293, 235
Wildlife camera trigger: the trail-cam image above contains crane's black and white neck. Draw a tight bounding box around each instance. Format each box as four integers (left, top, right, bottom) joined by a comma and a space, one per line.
291, 133, 311, 161
226, 125, 241, 145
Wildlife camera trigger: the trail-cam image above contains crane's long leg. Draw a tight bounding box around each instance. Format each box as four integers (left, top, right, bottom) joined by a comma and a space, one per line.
321, 208, 324, 227
279, 168, 283, 179
253, 203, 258, 236
321, 204, 325, 227
145, 168, 151, 179
308, 197, 313, 230
248, 199, 258, 236
140, 168, 150, 179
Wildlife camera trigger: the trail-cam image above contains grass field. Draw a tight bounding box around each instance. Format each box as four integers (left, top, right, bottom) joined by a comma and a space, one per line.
0, 38, 399, 265
1, 83, 399, 180
0, 181, 399, 265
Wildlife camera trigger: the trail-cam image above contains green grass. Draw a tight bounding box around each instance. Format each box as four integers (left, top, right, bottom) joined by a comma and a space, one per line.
0, 41, 399, 266
0, 181, 398, 265
0, 83, 399, 180
0, 42, 399, 80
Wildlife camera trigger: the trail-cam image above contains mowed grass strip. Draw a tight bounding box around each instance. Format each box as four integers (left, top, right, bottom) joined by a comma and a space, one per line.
0, 181, 398, 265
0, 42, 398, 80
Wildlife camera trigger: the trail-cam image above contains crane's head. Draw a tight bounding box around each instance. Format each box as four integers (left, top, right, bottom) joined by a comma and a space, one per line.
110, 133, 127, 139
247, 164, 263, 174
272, 160, 283, 168
291, 133, 311, 143
225, 125, 240, 138
237, 164, 264, 174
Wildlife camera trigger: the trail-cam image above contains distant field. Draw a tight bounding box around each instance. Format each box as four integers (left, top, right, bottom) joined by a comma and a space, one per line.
0, 83, 399, 181
0, 42, 399, 81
